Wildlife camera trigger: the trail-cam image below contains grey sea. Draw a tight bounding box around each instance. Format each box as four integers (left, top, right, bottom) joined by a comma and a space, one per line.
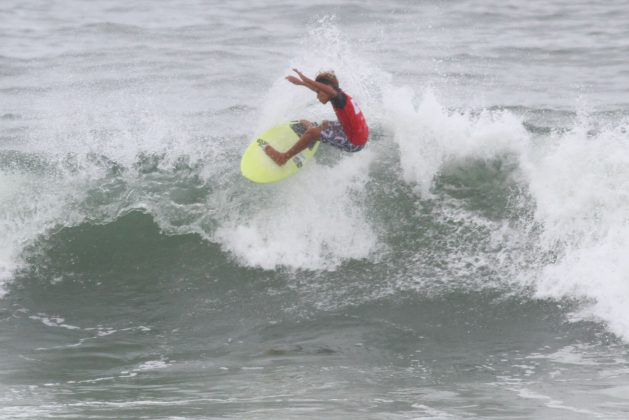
2, 1, 629, 418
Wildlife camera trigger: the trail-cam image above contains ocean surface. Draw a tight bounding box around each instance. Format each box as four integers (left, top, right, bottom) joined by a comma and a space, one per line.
2, 0, 629, 418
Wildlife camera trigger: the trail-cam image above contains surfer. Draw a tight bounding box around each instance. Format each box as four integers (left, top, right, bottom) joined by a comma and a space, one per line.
264, 69, 369, 166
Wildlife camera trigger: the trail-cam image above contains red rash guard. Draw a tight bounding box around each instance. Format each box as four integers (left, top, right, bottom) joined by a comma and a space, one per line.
330, 91, 369, 145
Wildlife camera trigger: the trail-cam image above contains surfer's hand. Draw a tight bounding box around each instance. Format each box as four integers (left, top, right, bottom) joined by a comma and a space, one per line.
286, 76, 302, 85
293, 68, 306, 79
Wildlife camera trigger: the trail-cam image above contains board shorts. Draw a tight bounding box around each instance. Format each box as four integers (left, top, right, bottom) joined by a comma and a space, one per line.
318, 121, 364, 152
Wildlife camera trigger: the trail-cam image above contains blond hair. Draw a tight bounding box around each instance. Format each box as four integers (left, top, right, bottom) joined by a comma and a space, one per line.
315, 70, 339, 90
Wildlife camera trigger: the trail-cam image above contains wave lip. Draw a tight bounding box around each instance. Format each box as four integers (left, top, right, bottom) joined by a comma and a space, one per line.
521, 118, 629, 341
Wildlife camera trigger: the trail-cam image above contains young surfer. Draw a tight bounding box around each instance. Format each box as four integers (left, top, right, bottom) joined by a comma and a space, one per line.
264, 69, 369, 166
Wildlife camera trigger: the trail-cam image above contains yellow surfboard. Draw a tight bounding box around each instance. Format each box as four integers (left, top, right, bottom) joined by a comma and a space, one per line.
240, 121, 320, 183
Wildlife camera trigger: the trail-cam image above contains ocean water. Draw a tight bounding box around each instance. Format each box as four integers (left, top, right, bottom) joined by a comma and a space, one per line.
2, 0, 629, 418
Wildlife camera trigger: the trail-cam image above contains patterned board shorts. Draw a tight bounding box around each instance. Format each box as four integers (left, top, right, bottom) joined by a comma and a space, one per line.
318, 121, 364, 153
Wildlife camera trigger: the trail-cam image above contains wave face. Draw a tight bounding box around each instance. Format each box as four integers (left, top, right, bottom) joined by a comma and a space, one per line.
2, 1, 629, 418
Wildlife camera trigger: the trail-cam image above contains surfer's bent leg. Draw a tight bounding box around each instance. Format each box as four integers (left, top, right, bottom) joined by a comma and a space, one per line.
265, 126, 321, 166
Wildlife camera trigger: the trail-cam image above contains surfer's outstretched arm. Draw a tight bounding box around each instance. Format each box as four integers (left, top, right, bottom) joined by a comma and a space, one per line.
286, 69, 338, 97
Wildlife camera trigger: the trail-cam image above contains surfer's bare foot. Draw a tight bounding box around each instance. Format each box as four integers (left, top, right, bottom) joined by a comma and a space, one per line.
264, 145, 288, 166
